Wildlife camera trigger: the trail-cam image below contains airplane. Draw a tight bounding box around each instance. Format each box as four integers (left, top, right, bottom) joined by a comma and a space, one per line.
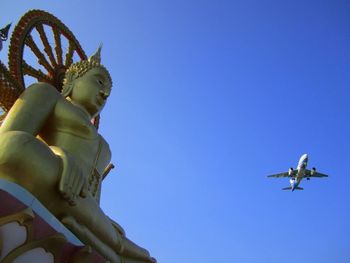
267, 154, 328, 191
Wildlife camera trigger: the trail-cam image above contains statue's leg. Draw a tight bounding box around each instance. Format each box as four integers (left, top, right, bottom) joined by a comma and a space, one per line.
54, 191, 123, 251
0, 131, 61, 194
0, 131, 154, 262
0, 131, 119, 249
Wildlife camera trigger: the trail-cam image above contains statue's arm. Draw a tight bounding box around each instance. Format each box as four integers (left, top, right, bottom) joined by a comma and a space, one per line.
0, 82, 59, 135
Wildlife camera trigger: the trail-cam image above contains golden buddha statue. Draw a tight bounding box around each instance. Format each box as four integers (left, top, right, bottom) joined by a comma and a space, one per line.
0, 47, 155, 263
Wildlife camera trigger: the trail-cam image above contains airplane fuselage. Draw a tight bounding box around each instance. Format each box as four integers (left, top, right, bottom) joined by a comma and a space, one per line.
290, 154, 308, 191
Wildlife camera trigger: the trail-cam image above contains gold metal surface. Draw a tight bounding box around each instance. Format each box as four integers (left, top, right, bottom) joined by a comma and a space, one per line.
0, 10, 156, 263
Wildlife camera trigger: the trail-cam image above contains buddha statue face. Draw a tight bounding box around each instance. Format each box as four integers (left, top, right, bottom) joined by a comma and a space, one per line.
69, 67, 112, 117
62, 46, 112, 118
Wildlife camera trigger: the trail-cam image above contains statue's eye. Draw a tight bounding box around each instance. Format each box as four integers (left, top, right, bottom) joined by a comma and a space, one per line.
98, 80, 104, 86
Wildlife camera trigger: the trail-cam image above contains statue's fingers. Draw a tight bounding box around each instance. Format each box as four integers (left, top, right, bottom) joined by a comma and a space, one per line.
58, 174, 66, 196
69, 164, 83, 204
62, 164, 78, 205
70, 167, 81, 198
67, 181, 77, 206
58, 158, 73, 196
79, 178, 88, 198
75, 179, 84, 201
73, 171, 84, 201
67, 163, 78, 192
68, 168, 79, 202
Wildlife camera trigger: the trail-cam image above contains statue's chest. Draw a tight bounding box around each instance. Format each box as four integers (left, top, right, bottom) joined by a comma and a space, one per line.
50, 100, 97, 139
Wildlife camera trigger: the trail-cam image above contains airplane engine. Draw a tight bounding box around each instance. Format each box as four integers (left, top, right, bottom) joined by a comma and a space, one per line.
307, 167, 316, 180
288, 168, 294, 176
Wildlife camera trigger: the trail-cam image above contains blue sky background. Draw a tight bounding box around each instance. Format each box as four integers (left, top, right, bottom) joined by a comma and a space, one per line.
1, 1, 350, 262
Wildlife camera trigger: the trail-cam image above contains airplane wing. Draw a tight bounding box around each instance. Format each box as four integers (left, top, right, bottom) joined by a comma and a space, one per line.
267, 170, 297, 178
303, 169, 329, 178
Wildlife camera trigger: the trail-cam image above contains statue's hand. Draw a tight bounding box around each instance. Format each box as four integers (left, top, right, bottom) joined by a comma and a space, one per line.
59, 152, 88, 206
51, 147, 88, 206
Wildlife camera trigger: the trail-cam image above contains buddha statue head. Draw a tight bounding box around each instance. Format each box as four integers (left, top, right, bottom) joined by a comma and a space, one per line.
62, 46, 113, 118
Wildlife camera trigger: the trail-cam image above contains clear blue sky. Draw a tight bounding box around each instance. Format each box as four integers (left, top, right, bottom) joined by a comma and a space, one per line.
1, 1, 350, 262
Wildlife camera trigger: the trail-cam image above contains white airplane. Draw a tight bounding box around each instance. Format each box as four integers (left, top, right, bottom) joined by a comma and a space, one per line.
268, 154, 328, 191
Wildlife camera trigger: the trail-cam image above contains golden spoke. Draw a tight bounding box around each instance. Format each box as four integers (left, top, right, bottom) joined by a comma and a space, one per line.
35, 24, 57, 67
24, 35, 54, 74
22, 60, 52, 83
64, 40, 75, 67
52, 27, 63, 65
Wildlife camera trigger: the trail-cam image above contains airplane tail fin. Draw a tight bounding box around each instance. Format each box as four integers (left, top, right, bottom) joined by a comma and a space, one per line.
282, 187, 292, 190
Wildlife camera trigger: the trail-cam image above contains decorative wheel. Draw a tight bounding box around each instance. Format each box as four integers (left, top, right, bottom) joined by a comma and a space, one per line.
8, 9, 87, 92
1, 10, 101, 127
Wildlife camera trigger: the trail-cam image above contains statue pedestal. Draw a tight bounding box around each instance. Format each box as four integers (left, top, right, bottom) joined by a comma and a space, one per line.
0, 179, 109, 262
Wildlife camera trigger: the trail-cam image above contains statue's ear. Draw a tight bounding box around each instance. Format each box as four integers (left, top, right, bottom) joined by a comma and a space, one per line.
62, 71, 76, 97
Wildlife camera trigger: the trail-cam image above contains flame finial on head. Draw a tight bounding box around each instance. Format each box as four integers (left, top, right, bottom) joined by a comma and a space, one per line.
88, 44, 102, 64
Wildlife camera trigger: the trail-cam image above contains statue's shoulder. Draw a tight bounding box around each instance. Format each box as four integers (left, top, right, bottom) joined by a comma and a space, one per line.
22, 82, 61, 100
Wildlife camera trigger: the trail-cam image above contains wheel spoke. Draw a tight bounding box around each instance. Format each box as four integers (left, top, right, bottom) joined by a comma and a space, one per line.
35, 24, 57, 67
22, 60, 52, 83
25, 35, 54, 74
52, 27, 63, 65
64, 40, 75, 67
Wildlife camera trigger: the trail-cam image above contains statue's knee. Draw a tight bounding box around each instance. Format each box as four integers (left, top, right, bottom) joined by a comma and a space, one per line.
0, 131, 36, 164
0, 131, 59, 190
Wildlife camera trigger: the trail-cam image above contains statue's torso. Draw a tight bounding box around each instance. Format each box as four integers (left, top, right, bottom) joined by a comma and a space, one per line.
40, 96, 111, 180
